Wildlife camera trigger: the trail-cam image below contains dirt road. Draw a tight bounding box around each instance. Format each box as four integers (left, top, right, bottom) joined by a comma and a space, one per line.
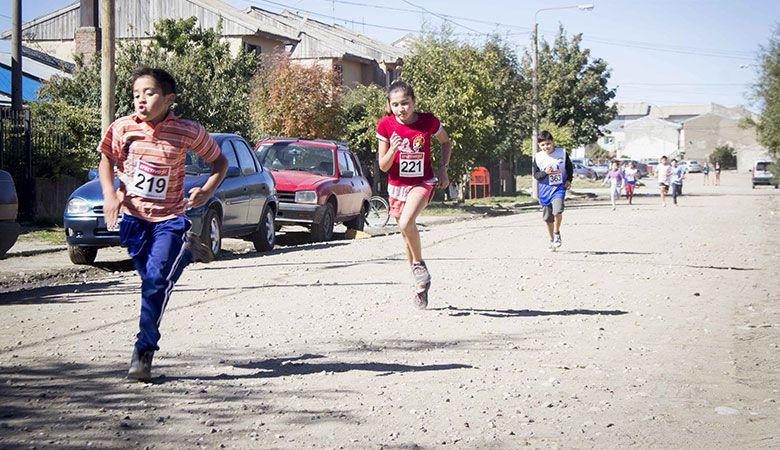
0, 171, 777, 449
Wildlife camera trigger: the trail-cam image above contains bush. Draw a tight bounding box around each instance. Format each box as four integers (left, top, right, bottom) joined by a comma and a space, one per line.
710, 145, 737, 168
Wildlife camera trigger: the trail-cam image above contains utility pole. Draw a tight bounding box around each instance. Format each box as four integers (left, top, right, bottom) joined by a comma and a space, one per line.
11, 0, 22, 114
100, 0, 116, 135
531, 20, 539, 200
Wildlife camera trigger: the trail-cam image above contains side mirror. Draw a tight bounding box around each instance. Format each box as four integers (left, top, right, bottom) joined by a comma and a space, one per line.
227, 166, 241, 178
340, 170, 354, 178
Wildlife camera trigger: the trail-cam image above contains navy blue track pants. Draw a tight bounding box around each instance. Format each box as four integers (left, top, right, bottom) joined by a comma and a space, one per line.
119, 214, 193, 353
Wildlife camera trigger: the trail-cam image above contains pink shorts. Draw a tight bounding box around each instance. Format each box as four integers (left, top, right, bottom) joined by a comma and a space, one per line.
388, 183, 436, 219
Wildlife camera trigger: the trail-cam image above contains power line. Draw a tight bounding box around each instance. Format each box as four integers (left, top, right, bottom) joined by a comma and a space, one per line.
399, 0, 485, 35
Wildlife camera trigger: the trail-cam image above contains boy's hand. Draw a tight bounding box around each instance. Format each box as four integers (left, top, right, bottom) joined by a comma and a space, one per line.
103, 190, 123, 229
564, 181, 571, 189
187, 187, 212, 208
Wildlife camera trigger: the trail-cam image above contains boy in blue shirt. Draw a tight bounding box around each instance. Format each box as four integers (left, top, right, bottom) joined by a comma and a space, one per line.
532, 131, 573, 251
670, 159, 686, 205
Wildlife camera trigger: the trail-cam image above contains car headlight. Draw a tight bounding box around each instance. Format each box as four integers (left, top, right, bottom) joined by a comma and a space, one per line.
294, 190, 318, 204
66, 197, 91, 214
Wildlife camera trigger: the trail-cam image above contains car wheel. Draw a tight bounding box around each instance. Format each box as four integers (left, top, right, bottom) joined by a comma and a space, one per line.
200, 208, 222, 260
344, 203, 366, 231
68, 244, 97, 265
311, 203, 335, 242
752, 184, 756, 189
251, 206, 276, 252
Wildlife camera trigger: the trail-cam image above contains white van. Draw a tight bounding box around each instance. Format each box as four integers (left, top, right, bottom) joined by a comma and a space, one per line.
751, 159, 777, 189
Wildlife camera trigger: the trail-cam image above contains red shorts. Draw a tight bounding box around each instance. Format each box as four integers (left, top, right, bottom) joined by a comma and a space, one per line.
625, 183, 635, 195
388, 183, 436, 218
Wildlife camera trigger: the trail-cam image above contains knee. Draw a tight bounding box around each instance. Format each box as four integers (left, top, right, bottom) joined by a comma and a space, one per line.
398, 217, 415, 233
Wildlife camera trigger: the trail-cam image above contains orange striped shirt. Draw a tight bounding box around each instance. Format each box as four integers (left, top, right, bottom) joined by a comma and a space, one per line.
98, 112, 221, 222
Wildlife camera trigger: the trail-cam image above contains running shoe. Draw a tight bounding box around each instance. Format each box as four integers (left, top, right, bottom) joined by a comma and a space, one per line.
553, 233, 562, 248
412, 262, 431, 310
127, 349, 154, 382
185, 231, 214, 263
548, 240, 556, 252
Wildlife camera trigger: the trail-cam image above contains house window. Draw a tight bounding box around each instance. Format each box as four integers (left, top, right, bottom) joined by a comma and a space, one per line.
243, 42, 261, 56
333, 63, 344, 85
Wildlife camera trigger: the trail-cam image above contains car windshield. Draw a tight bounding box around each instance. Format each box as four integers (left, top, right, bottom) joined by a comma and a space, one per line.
756, 162, 772, 171
257, 143, 335, 176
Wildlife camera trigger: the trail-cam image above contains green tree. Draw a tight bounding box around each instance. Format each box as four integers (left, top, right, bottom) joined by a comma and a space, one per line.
402, 29, 528, 181
524, 26, 617, 145
585, 143, 609, 163
521, 120, 575, 155
41, 17, 257, 140
710, 145, 737, 168
752, 25, 780, 176
249, 54, 342, 140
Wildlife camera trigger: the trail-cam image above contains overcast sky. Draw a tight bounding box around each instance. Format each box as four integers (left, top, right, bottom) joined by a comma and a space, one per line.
2, 0, 777, 108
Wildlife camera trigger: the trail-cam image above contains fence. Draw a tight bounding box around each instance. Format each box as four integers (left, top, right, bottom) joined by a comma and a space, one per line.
0, 106, 86, 222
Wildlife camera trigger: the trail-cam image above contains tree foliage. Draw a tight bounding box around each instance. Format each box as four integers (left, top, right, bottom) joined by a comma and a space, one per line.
710, 145, 737, 167
401, 29, 529, 180
753, 25, 780, 175
41, 17, 257, 139
340, 84, 386, 163
521, 120, 575, 155
249, 55, 342, 140
525, 26, 617, 146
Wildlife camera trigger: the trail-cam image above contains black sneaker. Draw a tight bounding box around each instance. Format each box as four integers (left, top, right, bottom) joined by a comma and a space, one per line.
185, 231, 214, 263
127, 348, 154, 382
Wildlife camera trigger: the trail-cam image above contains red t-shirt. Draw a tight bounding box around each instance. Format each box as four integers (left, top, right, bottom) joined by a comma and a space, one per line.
376, 112, 441, 187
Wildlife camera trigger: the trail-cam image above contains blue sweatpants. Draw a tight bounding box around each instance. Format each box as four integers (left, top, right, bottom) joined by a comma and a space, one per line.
119, 214, 193, 353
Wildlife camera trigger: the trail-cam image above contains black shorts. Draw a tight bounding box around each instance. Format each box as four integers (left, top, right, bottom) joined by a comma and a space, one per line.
541, 197, 565, 223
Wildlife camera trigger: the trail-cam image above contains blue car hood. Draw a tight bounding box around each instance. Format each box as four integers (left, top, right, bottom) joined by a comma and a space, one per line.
69, 174, 212, 205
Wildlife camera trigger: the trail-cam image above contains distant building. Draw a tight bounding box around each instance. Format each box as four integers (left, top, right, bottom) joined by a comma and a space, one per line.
2, 0, 401, 88
600, 102, 766, 170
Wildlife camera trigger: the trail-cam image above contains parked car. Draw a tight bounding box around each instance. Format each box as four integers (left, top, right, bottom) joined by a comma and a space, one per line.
255, 138, 372, 241
614, 159, 647, 178
751, 159, 778, 189
64, 133, 277, 265
680, 160, 702, 173
0, 170, 20, 258
592, 164, 610, 179
573, 163, 598, 180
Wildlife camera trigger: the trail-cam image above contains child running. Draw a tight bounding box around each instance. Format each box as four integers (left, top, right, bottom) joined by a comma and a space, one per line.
623, 161, 638, 205
98, 67, 228, 381
656, 155, 672, 207
602, 160, 624, 210
532, 131, 573, 251
670, 158, 686, 205
376, 81, 452, 309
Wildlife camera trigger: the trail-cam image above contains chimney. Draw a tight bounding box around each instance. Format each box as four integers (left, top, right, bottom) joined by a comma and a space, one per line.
74, 0, 101, 60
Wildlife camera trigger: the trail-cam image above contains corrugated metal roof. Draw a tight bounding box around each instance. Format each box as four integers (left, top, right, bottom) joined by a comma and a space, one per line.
0, 53, 72, 82
616, 102, 650, 116
1, 0, 299, 43
246, 7, 400, 64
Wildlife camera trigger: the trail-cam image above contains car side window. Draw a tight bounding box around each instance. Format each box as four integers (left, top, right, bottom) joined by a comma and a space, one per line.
348, 153, 362, 177
234, 139, 260, 172
233, 140, 258, 175
338, 152, 350, 175
221, 140, 239, 172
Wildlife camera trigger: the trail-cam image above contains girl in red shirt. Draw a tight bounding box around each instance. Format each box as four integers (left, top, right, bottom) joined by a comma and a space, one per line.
376, 81, 452, 309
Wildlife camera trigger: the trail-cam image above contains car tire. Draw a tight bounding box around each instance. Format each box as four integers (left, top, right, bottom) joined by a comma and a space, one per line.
68, 245, 97, 265
311, 203, 335, 242
251, 206, 276, 252
344, 203, 366, 231
200, 208, 222, 260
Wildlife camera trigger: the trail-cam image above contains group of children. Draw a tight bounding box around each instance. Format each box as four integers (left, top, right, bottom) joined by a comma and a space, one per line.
102, 67, 682, 382
602, 160, 640, 209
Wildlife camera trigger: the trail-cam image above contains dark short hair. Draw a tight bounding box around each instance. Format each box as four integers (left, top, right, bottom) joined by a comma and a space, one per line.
661, 155, 668, 161
537, 130, 554, 142
131, 66, 176, 95
671, 158, 678, 163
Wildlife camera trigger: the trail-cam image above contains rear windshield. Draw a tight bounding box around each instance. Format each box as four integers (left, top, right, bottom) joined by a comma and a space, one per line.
256, 143, 335, 176
756, 162, 772, 171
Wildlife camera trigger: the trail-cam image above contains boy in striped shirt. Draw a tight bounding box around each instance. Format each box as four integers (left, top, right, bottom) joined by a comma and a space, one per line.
97, 67, 228, 381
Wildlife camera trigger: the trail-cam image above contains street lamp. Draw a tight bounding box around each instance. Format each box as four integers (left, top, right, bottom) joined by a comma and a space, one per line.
531, 4, 594, 199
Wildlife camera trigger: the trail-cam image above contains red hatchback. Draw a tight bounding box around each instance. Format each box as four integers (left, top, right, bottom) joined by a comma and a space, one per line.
255, 138, 372, 241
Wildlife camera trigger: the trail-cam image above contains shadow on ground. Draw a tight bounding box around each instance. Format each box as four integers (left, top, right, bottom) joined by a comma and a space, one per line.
431, 305, 629, 318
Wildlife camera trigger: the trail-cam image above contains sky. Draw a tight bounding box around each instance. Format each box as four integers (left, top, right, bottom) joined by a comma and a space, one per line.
1, 0, 777, 109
